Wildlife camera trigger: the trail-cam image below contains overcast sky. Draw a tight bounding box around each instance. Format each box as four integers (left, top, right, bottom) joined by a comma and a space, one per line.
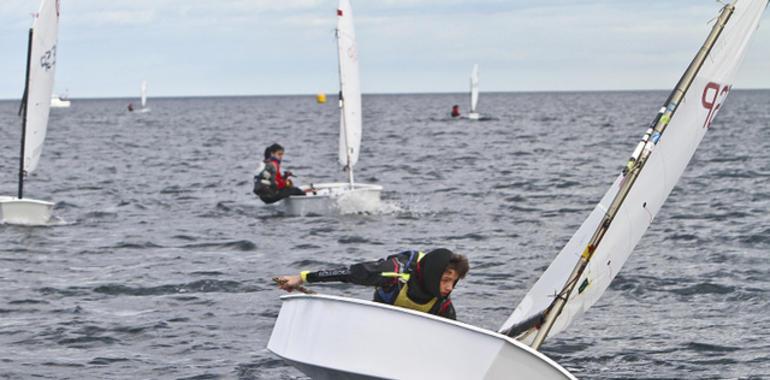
0, 0, 768, 99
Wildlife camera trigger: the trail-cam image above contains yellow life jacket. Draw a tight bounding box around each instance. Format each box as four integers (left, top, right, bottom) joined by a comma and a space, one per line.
379, 251, 441, 313
393, 282, 437, 313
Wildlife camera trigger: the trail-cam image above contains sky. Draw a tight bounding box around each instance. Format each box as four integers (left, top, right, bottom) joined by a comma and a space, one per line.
0, 0, 768, 99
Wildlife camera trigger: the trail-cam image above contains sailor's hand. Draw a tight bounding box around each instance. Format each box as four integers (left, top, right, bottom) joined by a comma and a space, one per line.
284, 171, 294, 178
276, 275, 303, 292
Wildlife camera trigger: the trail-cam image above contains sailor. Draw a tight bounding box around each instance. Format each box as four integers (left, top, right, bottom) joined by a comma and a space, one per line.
254, 143, 306, 204
275, 248, 469, 320
127, 103, 134, 112
451, 104, 461, 118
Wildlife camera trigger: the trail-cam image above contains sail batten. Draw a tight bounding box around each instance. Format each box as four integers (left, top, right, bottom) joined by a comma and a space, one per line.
336, 0, 362, 172
501, 0, 768, 346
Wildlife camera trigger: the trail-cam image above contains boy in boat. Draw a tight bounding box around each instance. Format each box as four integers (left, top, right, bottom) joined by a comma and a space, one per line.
275, 249, 469, 320
451, 104, 461, 118
254, 143, 306, 204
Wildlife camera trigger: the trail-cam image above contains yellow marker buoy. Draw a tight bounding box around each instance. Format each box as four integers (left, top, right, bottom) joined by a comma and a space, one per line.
316, 93, 327, 104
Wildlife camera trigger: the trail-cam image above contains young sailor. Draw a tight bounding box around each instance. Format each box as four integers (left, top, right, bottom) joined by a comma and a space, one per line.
276, 248, 469, 320
254, 143, 305, 204
451, 104, 461, 118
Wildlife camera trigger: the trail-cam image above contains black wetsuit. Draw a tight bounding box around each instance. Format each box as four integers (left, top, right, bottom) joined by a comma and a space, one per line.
254, 158, 304, 204
303, 250, 457, 320
258, 187, 305, 204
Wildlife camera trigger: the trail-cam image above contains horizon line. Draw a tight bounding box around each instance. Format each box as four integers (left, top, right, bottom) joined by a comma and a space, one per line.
1, 87, 769, 102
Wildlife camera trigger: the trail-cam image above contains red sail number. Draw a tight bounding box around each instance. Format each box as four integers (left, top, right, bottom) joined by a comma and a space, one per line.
702, 82, 730, 129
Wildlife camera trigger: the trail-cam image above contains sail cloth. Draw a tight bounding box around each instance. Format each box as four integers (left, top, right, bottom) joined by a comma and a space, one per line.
500, 0, 769, 344
470, 64, 479, 113
24, 0, 60, 173
336, 0, 362, 169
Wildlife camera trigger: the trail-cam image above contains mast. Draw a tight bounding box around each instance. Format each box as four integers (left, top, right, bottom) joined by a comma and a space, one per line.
18, 28, 34, 200
530, 3, 736, 351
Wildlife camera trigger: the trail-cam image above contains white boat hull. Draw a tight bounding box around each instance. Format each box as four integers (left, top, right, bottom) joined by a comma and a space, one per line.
0, 197, 54, 225
467, 112, 481, 120
283, 182, 382, 216
268, 294, 576, 380
50, 98, 70, 108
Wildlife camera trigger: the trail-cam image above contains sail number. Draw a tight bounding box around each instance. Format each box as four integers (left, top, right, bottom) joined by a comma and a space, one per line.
702, 82, 730, 129
40, 45, 57, 71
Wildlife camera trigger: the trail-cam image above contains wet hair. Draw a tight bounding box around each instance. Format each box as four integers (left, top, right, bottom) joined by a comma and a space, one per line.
264, 143, 284, 159
446, 253, 469, 279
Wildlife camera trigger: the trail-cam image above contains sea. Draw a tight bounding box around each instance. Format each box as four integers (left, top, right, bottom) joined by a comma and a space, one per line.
1, 91, 768, 379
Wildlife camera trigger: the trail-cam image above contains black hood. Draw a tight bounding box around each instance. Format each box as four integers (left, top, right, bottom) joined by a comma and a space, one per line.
408, 249, 453, 300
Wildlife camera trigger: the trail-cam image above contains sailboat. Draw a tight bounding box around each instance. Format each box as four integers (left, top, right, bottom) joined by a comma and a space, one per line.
139, 80, 150, 112
282, 0, 382, 216
467, 64, 481, 120
0, 0, 61, 226
267, 1, 768, 378
50, 91, 70, 108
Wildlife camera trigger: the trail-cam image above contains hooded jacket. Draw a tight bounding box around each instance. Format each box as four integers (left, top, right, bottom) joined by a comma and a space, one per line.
302, 249, 457, 320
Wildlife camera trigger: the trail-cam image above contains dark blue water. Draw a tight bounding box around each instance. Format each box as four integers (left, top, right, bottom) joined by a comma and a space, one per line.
1, 91, 769, 379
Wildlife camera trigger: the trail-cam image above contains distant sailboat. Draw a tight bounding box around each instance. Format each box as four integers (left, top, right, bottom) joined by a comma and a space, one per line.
139, 80, 150, 112
267, 1, 768, 378
50, 91, 70, 108
467, 64, 480, 120
282, 0, 382, 216
0, 0, 61, 225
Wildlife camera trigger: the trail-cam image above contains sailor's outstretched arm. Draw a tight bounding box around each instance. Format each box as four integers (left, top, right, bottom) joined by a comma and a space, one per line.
275, 257, 398, 292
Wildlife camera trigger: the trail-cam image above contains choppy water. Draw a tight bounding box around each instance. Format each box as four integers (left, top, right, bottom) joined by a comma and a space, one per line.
1, 91, 769, 379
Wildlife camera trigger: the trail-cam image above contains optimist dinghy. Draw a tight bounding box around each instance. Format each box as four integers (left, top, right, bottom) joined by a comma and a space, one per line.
467, 64, 481, 120
268, 1, 768, 378
283, 0, 382, 216
269, 294, 575, 380
0, 0, 61, 226
138, 80, 150, 113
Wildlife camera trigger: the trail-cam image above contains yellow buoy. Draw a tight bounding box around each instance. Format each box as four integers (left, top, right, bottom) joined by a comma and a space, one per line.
316, 93, 327, 104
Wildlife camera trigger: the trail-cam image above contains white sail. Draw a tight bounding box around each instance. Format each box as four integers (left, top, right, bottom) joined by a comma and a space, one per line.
336, 0, 362, 169
501, 0, 769, 343
470, 64, 479, 113
140, 80, 148, 108
23, 0, 60, 173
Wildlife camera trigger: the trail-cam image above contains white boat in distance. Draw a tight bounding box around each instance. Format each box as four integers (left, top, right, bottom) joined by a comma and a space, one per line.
50, 93, 70, 108
467, 63, 481, 120
283, 0, 382, 216
268, 1, 768, 378
1, 0, 61, 226
138, 80, 150, 113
